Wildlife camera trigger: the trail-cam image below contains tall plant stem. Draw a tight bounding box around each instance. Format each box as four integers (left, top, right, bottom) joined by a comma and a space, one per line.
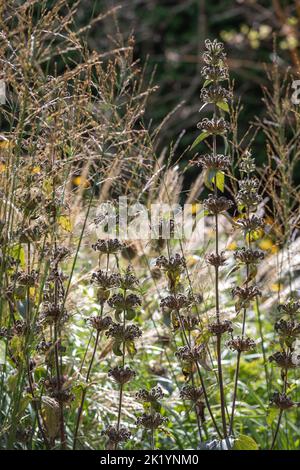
73, 329, 100, 449
213, 129, 227, 438
177, 311, 222, 438
54, 321, 66, 449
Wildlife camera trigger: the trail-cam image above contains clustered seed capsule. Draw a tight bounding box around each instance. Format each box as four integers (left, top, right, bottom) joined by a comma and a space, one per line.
233, 248, 264, 265
205, 252, 227, 267
197, 117, 229, 135
269, 351, 299, 370
106, 323, 142, 341
208, 320, 233, 335
160, 294, 190, 311
108, 293, 141, 310
203, 195, 234, 214
227, 336, 256, 352
175, 344, 206, 364
193, 154, 231, 171
89, 315, 112, 332
92, 239, 125, 254
136, 412, 168, 430
102, 425, 131, 449
136, 385, 164, 403
270, 392, 296, 410
179, 385, 203, 403
108, 366, 136, 385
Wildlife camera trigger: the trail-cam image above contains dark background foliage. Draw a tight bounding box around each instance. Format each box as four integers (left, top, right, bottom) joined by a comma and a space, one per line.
74, 0, 300, 184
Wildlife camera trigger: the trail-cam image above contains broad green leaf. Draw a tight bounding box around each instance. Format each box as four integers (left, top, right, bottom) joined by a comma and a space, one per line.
266, 407, 278, 426
215, 171, 225, 192
112, 341, 123, 357
58, 215, 72, 232
217, 101, 230, 113
233, 434, 259, 450
203, 79, 213, 87
191, 131, 209, 149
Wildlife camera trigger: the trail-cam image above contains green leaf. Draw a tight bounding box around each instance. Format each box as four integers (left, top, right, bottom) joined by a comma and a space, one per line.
203, 79, 213, 87
217, 101, 230, 113
125, 308, 136, 321
266, 407, 278, 426
215, 171, 225, 192
191, 132, 209, 149
8, 245, 25, 268
126, 340, 137, 358
112, 341, 123, 357
233, 434, 259, 450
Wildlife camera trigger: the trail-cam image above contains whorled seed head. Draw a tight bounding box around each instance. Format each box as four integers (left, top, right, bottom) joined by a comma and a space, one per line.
227, 336, 256, 352
160, 294, 190, 311
270, 392, 295, 410
179, 385, 203, 403
108, 293, 141, 310
108, 366, 136, 384
92, 239, 125, 254
136, 412, 168, 430
234, 248, 264, 265
175, 344, 207, 364
278, 298, 300, 317
203, 195, 234, 215
90, 270, 121, 288
193, 154, 231, 171
205, 251, 227, 267
203, 39, 227, 66
200, 85, 232, 105
269, 351, 299, 370
197, 117, 229, 135
136, 385, 164, 403
102, 425, 131, 449
208, 320, 233, 335
89, 315, 112, 332
106, 323, 142, 341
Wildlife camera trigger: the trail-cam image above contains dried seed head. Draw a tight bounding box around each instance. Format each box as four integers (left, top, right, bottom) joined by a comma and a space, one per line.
136, 412, 168, 430
89, 315, 112, 332
119, 266, 139, 290
236, 215, 264, 232
203, 195, 234, 214
179, 385, 203, 403
269, 351, 300, 369
232, 285, 261, 302
200, 85, 232, 105
227, 336, 256, 352
278, 298, 300, 317
91, 270, 121, 288
239, 150, 256, 174
275, 319, 300, 340
156, 254, 186, 274
234, 248, 264, 265
92, 239, 125, 254
173, 313, 199, 332
203, 39, 227, 66
197, 117, 229, 135
108, 293, 141, 310
136, 385, 164, 403
208, 320, 233, 335
175, 344, 206, 364
270, 392, 295, 410
12, 270, 38, 287
160, 294, 190, 311
106, 323, 142, 341
44, 375, 74, 403
193, 154, 231, 171
108, 366, 136, 384
206, 251, 227, 267
201, 65, 229, 82
236, 178, 262, 208
102, 425, 131, 449
40, 302, 68, 325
